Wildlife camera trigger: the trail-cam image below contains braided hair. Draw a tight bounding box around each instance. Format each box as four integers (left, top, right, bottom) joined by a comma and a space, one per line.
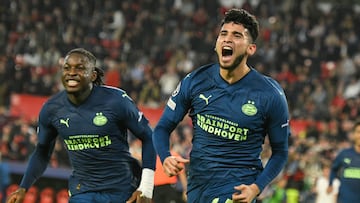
65, 48, 104, 85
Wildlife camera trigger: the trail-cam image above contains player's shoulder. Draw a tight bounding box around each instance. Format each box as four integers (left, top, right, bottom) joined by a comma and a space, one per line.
39, 90, 67, 115
94, 85, 134, 104
180, 63, 217, 88
182, 63, 217, 80
95, 85, 126, 96
45, 90, 67, 106
340, 147, 358, 155
175, 63, 217, 92
251, 69, 284, 97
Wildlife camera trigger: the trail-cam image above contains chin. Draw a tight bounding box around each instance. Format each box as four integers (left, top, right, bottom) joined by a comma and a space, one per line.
65, 87, 80, 94
219, 61, 236, 70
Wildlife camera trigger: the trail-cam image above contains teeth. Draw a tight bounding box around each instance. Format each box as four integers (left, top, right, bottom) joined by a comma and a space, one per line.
223, 46, 232, 50
67, 80, 78, 86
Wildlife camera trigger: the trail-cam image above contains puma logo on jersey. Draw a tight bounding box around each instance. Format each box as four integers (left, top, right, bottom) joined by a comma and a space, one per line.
199, 94, 212, 105
60, 118, 69, 128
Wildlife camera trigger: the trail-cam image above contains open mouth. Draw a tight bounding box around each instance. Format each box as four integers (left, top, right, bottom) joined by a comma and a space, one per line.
222, 46, 233, 57
66, 79, 79, 87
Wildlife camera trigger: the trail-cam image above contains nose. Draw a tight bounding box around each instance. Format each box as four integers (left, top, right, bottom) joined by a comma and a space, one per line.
65, 67, 78, 75
221, 33, 233, 41
222, 37, 233, 45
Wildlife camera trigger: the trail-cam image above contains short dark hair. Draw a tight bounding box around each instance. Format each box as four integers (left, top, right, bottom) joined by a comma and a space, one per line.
221, 8, 259, 42
65, 48, 104, 85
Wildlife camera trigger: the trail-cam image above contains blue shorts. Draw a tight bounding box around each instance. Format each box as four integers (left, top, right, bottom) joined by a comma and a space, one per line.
187, 178, 257, 203
69, 192, 130, 203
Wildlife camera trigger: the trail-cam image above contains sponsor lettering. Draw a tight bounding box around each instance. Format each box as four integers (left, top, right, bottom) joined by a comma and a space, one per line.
64, 135, 111, 150
197, 114, 249, 141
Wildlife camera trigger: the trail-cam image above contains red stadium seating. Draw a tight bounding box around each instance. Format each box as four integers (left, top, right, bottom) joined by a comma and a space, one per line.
39, 187, 55, 203
56, 188, 69, 203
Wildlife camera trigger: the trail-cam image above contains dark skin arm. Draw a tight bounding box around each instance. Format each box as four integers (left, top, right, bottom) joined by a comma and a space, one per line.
6, 188, 26, 203
126, 191, 152, 203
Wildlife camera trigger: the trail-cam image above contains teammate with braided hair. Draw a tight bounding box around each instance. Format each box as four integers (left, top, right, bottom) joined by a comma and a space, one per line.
7, 48, 156, 203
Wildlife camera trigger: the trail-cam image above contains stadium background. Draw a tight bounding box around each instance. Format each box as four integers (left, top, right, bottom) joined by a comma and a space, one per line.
1, 0, 360, 202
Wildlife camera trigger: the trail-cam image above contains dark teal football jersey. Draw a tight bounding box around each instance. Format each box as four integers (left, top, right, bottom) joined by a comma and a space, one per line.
21, 85, 155, 197
154, 63, 290, 195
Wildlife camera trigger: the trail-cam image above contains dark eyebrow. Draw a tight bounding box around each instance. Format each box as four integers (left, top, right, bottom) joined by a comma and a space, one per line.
233, 30, 244, 36
220, 29, 246, 37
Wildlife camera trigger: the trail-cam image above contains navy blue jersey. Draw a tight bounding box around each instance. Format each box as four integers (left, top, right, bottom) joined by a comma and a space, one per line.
20, 85, 156, 197
153, 63, 290, 196
330, 147, 360, 202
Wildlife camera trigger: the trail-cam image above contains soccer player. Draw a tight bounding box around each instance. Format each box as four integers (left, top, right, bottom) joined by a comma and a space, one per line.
153, 8, 290, 203
327, 121, 360, 203
6, 48, 156, 203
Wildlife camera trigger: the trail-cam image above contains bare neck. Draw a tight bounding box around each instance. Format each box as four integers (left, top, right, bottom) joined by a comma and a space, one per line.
355, 144, 360, 153
220, 65, 251, 84
67, 86, 93, 106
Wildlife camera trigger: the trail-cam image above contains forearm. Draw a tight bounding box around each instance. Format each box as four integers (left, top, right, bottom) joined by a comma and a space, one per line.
153, 121, 175, 163
329, 165, 339, 186
141, 128, 156, 170
19, 143, 53, 189
254, 147, 288, 192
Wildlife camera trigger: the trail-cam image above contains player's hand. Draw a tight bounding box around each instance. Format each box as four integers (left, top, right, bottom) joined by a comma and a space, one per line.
326, 186, 333, 194
182, 191, 187, 202
163, 156, 189, 177
126, 190, 151, 203
232, 183, 259, 203
6, 188, 26, 203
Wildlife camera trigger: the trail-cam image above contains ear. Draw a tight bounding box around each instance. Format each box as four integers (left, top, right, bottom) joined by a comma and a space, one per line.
91, 70, 97, 82
247, 43, 257, 56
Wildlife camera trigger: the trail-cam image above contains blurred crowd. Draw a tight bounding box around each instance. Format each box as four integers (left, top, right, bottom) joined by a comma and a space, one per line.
1, 0, 360, 202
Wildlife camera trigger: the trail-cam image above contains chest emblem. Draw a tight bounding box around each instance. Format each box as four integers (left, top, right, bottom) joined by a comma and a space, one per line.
199, 94, 212, 105
344, 158, 351, 165
60, 118, 70, 128
242, 100, 257, 116
93, 112, 108, 126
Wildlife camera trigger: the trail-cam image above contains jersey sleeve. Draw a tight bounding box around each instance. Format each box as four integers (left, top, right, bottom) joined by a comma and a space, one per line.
254, 80, 291, 191
329, 150, 344, 186
20, 102, 58, 189
119, 91, 156, 170
153, 74, 192, 163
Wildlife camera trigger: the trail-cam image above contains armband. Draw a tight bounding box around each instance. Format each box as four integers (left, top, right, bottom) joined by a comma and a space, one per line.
137, 168, 154, 198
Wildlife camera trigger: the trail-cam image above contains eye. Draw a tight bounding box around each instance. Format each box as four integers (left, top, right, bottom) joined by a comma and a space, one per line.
62, 65, 70, 71
234, 33, 243, 38
219, 31, 227, 36
75, 66, 86, 71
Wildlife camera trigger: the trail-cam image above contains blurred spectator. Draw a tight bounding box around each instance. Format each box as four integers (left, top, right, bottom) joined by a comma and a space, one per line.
261, 178, 287, 203
0, 157, 11, 203
313, 163, 340, 203
138, 73, 161, 108
158, 64, 180, 100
